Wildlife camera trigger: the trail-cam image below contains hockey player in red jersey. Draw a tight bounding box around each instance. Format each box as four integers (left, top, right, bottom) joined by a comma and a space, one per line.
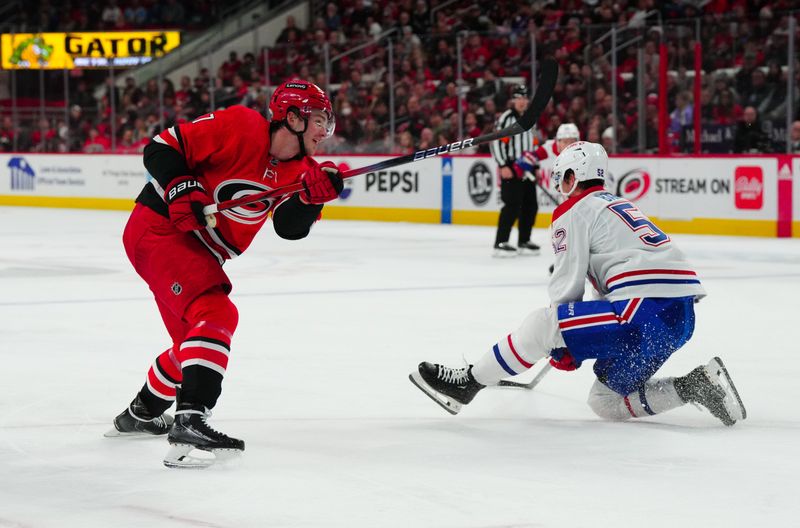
105, 80, 342, 468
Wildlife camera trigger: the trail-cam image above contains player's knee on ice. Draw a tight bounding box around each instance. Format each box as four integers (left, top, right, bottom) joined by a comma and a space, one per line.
588, 377, 685, 421
587, 379, 634, 421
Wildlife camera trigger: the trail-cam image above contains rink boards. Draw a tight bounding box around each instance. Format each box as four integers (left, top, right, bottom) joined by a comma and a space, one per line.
0, 152, 797, 237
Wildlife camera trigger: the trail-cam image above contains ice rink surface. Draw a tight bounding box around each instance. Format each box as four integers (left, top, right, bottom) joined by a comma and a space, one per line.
1, 206, 799, 528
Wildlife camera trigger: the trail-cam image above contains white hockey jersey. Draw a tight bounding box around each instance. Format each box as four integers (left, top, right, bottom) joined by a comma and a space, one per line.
548, 186, 706, 305
533, 139, 560, 186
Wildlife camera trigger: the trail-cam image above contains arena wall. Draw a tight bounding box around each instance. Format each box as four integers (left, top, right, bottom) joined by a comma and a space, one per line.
0, 153, 796, 238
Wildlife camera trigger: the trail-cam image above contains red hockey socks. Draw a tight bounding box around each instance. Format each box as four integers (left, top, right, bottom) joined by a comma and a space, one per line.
138, 346, 183, 416
137, 288, 238, 415
175, 290, 239, 410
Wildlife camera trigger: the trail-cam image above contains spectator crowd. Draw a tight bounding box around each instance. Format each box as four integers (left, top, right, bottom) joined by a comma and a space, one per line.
1, 0, 799, 155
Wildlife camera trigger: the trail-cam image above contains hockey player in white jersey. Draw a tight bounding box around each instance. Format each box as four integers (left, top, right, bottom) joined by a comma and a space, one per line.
410, 141, 746, 426
515, 122, 580, 191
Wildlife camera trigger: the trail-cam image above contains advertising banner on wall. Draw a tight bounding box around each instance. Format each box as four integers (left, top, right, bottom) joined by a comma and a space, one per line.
449, 156, 558, 224
450, 156, 497, 213
0, 153, 795, 237
1, 31, 181, 69
606, 157, 777, 221
0, 154, 146, 198
321, 155, 441, 211
449, 155, 782, 233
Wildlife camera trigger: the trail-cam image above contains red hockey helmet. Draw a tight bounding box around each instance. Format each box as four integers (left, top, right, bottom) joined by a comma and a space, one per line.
269, 79, 335, 138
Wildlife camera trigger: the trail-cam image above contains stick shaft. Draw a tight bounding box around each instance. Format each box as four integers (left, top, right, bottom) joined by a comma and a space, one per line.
496, 362, 553, 390
204, 60, 558, 219
536, 181, 560, 206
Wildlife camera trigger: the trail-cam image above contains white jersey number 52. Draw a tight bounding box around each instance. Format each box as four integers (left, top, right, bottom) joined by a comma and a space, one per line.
608, 202, 670, 247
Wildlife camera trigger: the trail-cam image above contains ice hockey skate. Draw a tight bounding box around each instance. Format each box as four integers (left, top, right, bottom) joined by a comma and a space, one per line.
493, 242, 518, 258
410, 362, 485, 415
104, 395, 174, 437
163, 404, 244, 469
674, 357, 746, 426
518, 241, 541, 256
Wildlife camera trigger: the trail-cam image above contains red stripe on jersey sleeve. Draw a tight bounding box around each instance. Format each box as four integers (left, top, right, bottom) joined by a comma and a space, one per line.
606, 269, 698, 286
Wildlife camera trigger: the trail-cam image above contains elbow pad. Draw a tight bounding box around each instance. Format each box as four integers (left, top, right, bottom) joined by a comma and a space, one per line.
272, 194, 323, 240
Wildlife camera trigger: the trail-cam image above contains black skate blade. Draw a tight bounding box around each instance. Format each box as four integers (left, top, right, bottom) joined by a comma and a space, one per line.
709, 357, 747, 421
163, 443, 243, 469
409, 371, 462, 415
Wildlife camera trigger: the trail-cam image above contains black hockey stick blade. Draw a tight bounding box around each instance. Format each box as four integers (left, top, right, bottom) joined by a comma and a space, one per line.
496, 380, 533, 388
517, 59, 558, 131
495, 362, 553, 390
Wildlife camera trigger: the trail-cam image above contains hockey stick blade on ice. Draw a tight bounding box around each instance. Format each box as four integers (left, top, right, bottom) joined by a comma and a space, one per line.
202, 59, 558, 225
495, 362, 553, 390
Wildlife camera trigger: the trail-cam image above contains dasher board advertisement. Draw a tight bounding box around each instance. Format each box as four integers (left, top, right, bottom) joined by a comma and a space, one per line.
1, 154, 147, 197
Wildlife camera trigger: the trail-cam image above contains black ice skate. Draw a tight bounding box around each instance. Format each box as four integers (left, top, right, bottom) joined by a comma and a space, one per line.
518, 241, 541, 256
493, 243, 518, 258
674, 357, 747, 426
410, 362, 485, 415
163, 404, 244, 469
104, 394, 174, 437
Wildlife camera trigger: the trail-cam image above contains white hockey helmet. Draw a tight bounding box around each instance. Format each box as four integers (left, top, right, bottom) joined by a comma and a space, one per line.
556, 123, 580, 140
552, 141, 608, 197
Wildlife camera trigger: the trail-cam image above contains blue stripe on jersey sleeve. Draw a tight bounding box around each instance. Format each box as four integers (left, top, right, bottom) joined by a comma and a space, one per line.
608, 278, 701, 292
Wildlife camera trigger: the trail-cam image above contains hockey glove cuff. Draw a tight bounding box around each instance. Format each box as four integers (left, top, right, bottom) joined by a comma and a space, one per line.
549, 347, 581, 371
300, 161, 343, 205
515, 151, 539, 173
165, 176, 213, 232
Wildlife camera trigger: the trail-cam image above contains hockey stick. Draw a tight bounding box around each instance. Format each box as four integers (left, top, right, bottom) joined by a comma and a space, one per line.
536, 181, 560, 206
521, 171, 560, 206
202, 59, 558, 226
495, 361, 553, 390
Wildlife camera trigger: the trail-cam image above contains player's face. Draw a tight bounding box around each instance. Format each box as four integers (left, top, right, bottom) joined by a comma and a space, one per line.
560, 171, 577, 196
302, 110, 332, 156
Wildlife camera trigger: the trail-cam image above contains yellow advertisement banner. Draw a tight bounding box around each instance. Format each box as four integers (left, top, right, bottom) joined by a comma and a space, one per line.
1, 31, 181, 69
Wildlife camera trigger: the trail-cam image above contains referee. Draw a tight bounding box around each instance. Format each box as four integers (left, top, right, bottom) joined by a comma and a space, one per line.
489, 84, 540, 257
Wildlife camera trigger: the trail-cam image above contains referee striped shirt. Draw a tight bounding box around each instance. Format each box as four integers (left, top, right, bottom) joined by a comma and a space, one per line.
490, 109, 535, 169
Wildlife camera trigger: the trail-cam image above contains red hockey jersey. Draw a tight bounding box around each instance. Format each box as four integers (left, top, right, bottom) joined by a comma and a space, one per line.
151, 106, 314, 263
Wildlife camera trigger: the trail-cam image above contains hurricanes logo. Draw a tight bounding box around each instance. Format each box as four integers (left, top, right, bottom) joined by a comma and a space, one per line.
615, 168, 651, 202
214, 180, 276, 225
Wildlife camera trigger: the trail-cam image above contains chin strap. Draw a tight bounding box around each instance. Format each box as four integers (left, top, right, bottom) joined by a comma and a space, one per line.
284, 109, 308, 160
558, 185, 577, 200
